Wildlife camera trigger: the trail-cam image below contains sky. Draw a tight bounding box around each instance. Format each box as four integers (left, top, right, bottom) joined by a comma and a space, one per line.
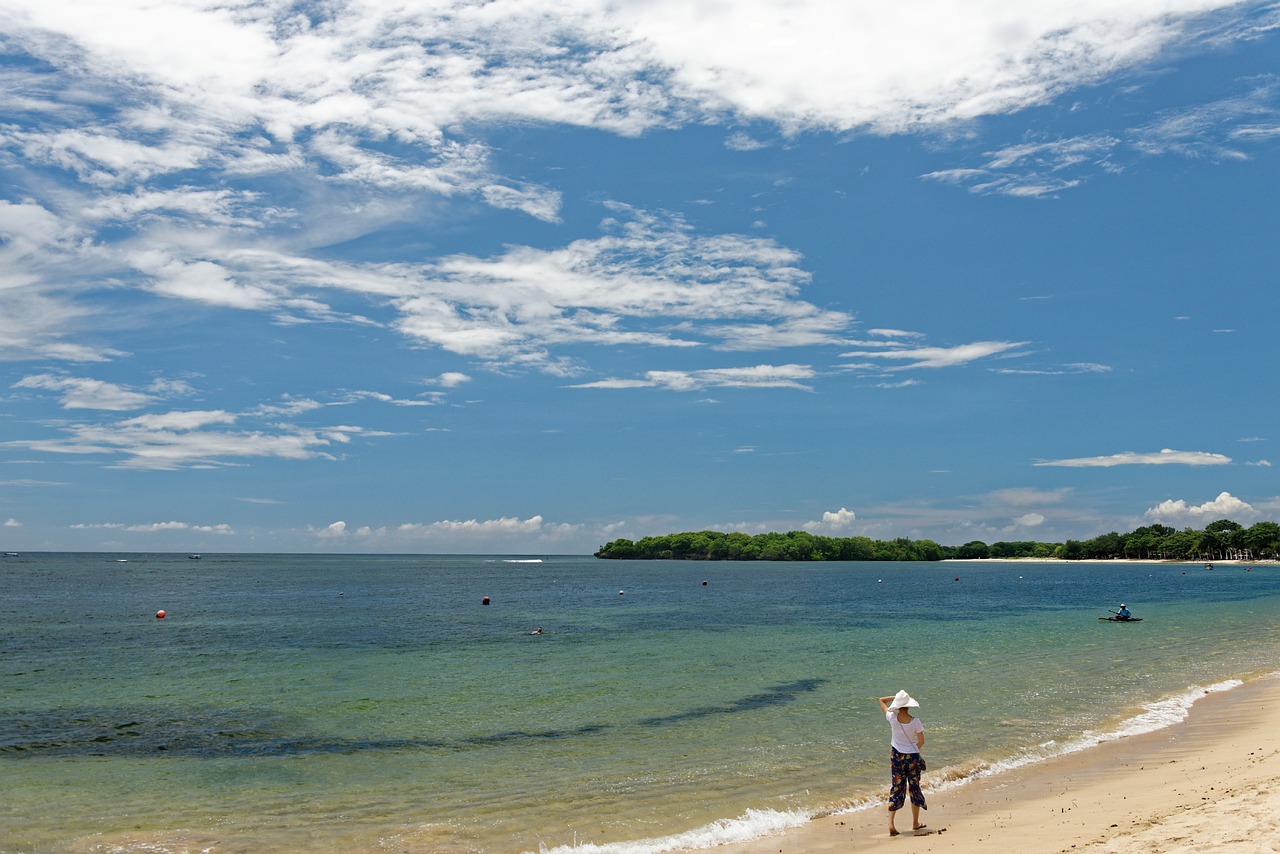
2, 0, 1278, 555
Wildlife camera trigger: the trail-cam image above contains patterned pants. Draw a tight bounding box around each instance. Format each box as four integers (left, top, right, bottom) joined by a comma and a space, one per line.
888, 748, 927, 812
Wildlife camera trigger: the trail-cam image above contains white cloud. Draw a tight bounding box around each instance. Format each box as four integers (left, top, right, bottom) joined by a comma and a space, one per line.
401, 515, 547, 537
13, 374, 155, 410
307, 513, 590, 550
570, 364, 816, 391
4, 518, 22, 527
387, 206, 844, 367
803, 506, 856, 533
5, 403, 375, 470
1144, 491, 1259, 525
0, 0, 1267, 380
8, 420, 361, 470
992, 362, 1113, 376
70, 520, 234, 534
318, 521, 349, 539
610, 0, 1241, 132
921, 77, 1280, 196
1012, 512, 1046, 528
840, 340, 1030, 370
1034, 448, 1232, 467
431, 372, 472, 388
118, 411, 237, 431
1246, 459, 1272, 467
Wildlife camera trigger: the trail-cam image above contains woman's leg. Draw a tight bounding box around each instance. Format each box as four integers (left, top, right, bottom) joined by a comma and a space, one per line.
887, 750, 908, 834
906, 754, 927, 828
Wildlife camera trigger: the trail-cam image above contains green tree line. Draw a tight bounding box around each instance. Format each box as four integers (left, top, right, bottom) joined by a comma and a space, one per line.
594, 519, 1280, 562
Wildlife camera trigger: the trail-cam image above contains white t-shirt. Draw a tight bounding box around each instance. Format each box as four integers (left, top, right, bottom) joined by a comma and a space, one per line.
886, 711, 923, 753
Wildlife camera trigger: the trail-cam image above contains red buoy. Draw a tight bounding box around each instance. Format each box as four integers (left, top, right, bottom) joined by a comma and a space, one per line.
481, 597, 490, 606
156, 610, 166, 619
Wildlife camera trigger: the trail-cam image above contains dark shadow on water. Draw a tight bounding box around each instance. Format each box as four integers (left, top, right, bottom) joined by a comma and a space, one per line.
1, 679, 829, 759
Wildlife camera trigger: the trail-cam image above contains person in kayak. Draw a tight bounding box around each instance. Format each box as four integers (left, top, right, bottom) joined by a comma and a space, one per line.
1117, 604, 1132, 620
879, 690, 927, 836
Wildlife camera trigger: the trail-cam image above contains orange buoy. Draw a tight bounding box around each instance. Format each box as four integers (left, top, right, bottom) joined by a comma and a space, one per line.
481, 597, 490, 605
155, 610, 166, 619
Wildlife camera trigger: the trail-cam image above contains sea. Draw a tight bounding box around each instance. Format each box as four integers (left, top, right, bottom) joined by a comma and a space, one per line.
2, 553, 1278, 854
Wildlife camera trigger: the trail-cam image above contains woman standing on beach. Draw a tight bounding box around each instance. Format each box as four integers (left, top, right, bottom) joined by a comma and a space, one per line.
879, 690, 926, 836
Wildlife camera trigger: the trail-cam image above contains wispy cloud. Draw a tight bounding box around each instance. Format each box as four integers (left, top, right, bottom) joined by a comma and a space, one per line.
1, 0, 1263, 375
992, 362, 1112, 376
569, 364, 816, 391
5, 378, 407, 470
12, 374, 157, 410
1034, 448, 1232, 467
840, 340, 1030, 370
921, 76, 1280, 197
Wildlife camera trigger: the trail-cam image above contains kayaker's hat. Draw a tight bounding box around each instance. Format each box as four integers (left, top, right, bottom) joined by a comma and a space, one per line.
887, 690, 919, 710
1120, 604, 1126, 607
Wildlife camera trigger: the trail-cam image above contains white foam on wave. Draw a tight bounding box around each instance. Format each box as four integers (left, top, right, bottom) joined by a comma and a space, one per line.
533, 677, 1264, 854
823, 678, 1258, 821
915, 678, 1247, 801
528, 808, 811, 854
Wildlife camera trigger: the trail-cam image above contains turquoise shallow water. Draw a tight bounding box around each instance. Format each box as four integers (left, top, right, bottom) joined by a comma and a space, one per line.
2, 554, 1279, 853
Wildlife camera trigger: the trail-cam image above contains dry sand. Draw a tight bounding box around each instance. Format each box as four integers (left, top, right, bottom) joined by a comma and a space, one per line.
713, 674, 1280, 854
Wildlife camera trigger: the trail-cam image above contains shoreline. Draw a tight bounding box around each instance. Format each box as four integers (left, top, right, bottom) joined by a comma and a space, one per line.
709, 672, 1280, 853
941, 557, 1273, 564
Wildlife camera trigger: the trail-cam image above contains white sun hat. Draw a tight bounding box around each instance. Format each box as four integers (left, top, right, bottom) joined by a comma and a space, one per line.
887, 689, 919, 710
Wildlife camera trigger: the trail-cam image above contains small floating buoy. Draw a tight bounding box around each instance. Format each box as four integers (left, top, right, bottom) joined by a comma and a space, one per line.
481, 597, 490, 606
701, 580, 708, 586
618, 590, 625, 596
954, 577, 960, 582
877, 579, 883, 583
155, 610, 166, 619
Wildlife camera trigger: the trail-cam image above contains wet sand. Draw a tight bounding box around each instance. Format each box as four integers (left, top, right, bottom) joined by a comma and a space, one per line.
713, 673, 1280, 853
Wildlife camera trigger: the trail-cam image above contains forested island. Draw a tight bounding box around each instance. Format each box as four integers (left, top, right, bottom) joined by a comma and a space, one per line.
594, 519, 1280, 562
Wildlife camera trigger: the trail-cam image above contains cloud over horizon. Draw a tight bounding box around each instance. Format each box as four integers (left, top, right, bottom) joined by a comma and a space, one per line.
2, 1, 1277, 553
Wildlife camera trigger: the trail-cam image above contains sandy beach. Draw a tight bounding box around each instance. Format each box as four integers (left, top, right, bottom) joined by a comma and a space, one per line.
714, 674, 1280, 854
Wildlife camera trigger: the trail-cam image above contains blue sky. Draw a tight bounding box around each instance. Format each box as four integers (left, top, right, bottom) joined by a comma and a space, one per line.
2, 0, 1278, 554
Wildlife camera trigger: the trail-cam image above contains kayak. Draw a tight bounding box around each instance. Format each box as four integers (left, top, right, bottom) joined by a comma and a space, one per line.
1099, 616, 1143, 622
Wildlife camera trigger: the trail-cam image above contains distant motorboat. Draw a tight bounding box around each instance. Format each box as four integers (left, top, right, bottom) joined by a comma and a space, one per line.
503, 559, 543, 563
188, 554, 202, 559
2, 552, 18, 557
